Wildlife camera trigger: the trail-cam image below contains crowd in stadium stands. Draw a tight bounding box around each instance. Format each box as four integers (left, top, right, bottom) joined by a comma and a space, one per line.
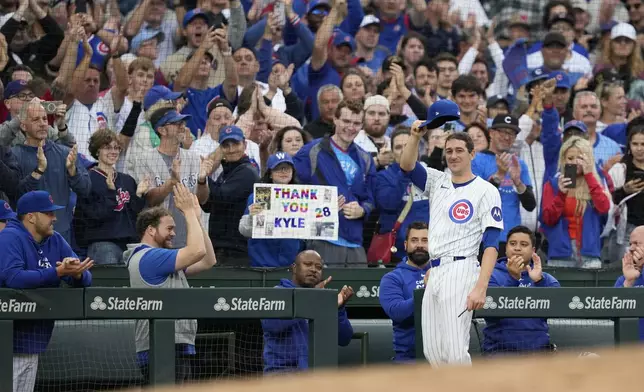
0, 0, 642, 385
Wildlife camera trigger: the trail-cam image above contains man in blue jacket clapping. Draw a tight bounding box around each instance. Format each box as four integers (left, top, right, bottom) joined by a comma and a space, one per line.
483, 225, 560, 355
379, 221, 429, 362
261, 250, 354, 373
0, 190, 93, 392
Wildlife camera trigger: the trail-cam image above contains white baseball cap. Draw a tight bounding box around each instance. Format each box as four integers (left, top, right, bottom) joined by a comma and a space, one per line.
360, 14, 381, 29
611, 22, 636, 41
364, 95, 390, 113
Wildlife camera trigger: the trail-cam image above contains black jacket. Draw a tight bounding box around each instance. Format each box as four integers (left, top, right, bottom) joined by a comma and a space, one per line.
204, 156, 259, 253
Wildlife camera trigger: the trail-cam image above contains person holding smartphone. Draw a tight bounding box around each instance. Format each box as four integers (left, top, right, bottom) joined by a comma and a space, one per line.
607, 125, 644, 263
540, 137, 611, 269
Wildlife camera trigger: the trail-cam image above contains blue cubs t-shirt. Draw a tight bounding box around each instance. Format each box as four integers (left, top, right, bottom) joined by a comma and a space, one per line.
472, 151, 532, 242
329, 139, 361, 247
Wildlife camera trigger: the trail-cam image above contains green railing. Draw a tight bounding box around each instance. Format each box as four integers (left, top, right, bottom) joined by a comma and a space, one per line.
90, 266, 624, 308
0, 287, 338, 390
413, 287, 643, 360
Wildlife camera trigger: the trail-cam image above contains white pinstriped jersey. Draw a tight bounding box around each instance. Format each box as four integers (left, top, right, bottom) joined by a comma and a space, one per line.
409, 163, 503, 259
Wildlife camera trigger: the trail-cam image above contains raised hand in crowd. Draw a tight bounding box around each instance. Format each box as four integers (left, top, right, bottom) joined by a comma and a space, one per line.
526, 253, 544, 283
509, 155, 523, 187
198, 155, 216, 183
494, 152, 512, 179
0, 33, 8, 73
170, 155, 182, 184
376, 145, 394, 168
54, 102, 68, 130
173, 184, 197, 215
213, 25, 230, 53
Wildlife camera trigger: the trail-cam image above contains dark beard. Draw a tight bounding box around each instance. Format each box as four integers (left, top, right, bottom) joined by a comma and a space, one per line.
408, 250, 429, 265
365, 124, 387, 139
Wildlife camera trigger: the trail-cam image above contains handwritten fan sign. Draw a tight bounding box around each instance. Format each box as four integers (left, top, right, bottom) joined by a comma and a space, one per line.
252, 184, 339, 240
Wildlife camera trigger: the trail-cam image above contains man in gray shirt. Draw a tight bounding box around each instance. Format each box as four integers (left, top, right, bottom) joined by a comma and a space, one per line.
124, 183, 216, 385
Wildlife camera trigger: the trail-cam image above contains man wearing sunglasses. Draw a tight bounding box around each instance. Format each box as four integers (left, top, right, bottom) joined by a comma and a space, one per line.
0, 80, 75, 148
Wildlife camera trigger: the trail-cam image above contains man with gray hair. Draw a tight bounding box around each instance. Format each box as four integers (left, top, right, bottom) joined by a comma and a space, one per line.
354, 95, 393, 170
304, 84, 343, 139
0, 81, 75, 148
11, 98, 91, 243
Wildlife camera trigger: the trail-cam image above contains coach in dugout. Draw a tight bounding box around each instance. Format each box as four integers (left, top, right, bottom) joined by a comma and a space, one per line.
124, 184, 216, 385
379, 221, 430, 362
482, 226, 560, 355
261, 250, 354, 373
0, 191, 93, 392
615, 226, 644, 340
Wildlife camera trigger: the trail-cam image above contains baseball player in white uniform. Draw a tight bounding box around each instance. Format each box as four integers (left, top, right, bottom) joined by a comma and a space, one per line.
399, 100, 503, 367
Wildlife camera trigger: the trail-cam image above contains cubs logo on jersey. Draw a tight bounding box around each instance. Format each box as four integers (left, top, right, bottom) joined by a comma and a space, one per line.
449, 199, 473, 224
96, 112, 108, 130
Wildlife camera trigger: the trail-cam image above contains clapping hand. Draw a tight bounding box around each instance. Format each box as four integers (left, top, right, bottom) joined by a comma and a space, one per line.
136, 176, 151, 197
526, 253, 543, 283
509, 155, 522, 186
56, 257, 94, 280
170, 155, 181, 183
199, 156, 215, 183
66, 144, 78, 176
342, 201, 365, 220
105, 169, 116, 190
337, 285, 354, 307
173, 184, 197, 214
495, 152, 511, 177
37, 140, 47, 173
315, 276, 332, 288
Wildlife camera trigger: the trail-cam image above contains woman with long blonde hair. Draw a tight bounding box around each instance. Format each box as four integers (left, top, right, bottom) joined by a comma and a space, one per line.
540, 137, 611, 269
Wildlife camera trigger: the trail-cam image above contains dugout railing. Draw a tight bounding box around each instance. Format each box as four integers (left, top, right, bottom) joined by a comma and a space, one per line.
0, 287, 339, 390
414, 288, 644, 360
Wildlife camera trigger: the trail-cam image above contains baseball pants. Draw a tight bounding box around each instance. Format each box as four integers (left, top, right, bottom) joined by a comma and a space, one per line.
421, 257, 479, 367
13, 353, 38, 392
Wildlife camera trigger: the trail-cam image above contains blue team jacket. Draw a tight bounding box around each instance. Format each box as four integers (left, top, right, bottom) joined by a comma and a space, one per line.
261, 278, 353, 373
379, 259, 429, 361
374, 164, 429, 260
0, 219, 92, 354
293, 137, 376, 245
614, 275, 644, 340
483, 258, 559, 354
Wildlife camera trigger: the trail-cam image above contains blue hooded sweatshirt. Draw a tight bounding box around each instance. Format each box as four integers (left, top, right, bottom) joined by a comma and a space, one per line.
261, 278, 353, 373
374, 164, 429, 260
614, 274, 644, 340
293, 136, 376, 246
379, 258, 429, 362
482, 257, 559, 354
0, 218, 92, 354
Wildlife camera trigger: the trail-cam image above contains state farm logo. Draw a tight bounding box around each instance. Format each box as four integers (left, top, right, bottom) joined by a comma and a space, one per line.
214, 297, 230, 311
569, 296, 636, 310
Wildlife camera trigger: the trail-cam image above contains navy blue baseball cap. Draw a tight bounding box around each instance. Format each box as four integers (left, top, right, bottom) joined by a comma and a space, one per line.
219, 125, 245, 143
308, 0, 330, 13
183, 8, 208, 28
563, 120, 588, 134
17, 191, 65, 215
550, 70, 571, 89
144, 86, 183, 111
5, 80, 29, 98
153, 109, 191, 129
332, 30, 356, 52
267, 152, 294, 170
0, 200, 15, 220
419, 100, 461, 129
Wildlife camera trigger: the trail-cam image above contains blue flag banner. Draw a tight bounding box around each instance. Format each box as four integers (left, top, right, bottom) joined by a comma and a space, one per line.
502, 38, 530, 90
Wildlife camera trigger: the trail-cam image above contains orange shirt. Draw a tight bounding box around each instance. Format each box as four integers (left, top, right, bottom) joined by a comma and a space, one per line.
563, 196, 581, 241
